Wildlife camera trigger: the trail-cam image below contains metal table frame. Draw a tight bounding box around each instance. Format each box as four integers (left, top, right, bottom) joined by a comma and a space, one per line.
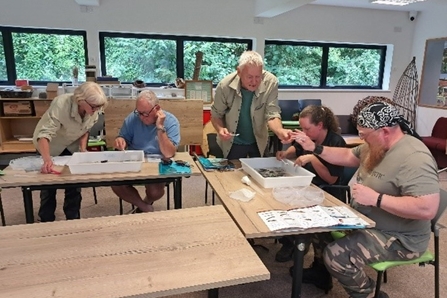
20, 177, 183, 224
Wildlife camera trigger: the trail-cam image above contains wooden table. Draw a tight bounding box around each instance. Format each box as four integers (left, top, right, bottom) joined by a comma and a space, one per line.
0, 205, 270, 298
0, 152, 200, 224
342, 134, 365, 148
195, 160, 375, 298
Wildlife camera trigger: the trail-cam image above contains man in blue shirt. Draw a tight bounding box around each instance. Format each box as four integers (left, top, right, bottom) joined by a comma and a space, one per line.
112, 90, 180, 212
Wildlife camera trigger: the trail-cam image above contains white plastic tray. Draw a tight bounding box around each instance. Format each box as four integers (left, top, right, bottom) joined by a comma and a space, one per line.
67, 150, 144, 174
240, 157, 315, 188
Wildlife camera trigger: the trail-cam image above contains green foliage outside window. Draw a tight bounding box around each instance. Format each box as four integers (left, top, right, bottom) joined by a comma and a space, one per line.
12, 32, 86, 81
104, 37, 176, 83
264, 42, 384, 88
264, 44, 322, 86
103, 37, 248, 85
184, 41, 247, 84
327, 48, 381, 86
442, 48, 447, 74
0, 32, 7, 81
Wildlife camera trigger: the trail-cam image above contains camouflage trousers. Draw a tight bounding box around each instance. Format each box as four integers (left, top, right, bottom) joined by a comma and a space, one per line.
311, 229, 421, 298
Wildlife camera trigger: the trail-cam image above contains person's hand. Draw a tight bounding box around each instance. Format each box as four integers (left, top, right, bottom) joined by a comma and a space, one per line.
218, 128, 233, 141
277, 128, 294, 144
351, 183, 379, 206
155, 108, 166, 128
291, 130, 316, 151
294, 154, 315, 167
276, 150, 287, 160
41, 158, 54, 174
114, 137, 127, 151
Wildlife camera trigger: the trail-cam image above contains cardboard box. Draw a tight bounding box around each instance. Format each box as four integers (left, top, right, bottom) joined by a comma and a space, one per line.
239, 157, 315, 188
3, 101, 32, 116
33, 100, 52, 117
46, 83, 59, 99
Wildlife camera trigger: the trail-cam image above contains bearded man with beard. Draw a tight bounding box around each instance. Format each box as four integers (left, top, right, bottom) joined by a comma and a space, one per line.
290, 101, 439, 298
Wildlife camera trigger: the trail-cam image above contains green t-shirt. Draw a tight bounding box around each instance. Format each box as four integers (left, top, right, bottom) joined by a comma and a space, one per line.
352, 135, 439, 252
233, 88, 256, 145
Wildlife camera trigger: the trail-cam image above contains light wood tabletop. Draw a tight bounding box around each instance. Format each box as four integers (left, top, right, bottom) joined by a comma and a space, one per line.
0, 152, 200, 188
0, 152, 200, 223
0, 205, 270, 298
195, 161, 374, 239
195, 159, 375, 298
342, 134, 365, 148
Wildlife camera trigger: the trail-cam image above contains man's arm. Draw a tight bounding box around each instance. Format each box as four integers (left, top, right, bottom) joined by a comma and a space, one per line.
210, 83, 232, 140
353, 183, 439, 220
157, 128, 176, 158
158, 112, 180, 158
292, 130, 360, 167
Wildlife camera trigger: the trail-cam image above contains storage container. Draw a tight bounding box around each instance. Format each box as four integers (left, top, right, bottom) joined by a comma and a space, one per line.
239, 157, 315, 188
67, 150, 144, 174
3, 101, 32, 115
46, 83, 59, 99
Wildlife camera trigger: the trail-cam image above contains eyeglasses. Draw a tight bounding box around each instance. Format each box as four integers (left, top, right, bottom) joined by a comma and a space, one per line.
85, 101, 103, 111
358, 128, 381, 140
134, 105, 158, 117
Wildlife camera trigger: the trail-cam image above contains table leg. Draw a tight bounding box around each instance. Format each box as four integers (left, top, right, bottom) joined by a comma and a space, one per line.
291, 235, 308, 298
174, 178, 182, 209
208, 288, 218, 298
22, 187, 34, 224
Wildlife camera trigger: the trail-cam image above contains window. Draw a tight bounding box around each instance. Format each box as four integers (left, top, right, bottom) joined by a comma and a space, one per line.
0, 27, 88, 85
0, 32, 6, 81
264, 40, 386, 89
99, 32, 252, 86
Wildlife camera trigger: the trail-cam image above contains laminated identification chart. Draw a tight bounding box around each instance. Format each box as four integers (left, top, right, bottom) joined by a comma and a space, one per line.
258, 205, 369, 232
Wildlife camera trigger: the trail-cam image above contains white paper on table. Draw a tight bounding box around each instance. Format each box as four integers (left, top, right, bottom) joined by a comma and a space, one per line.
146, 154, 163, 162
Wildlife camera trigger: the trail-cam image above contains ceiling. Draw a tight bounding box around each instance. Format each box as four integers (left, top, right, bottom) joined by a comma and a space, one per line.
254, 0, 443, 18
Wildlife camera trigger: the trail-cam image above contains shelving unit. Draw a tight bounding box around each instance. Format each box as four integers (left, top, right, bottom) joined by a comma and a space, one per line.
0, 98, 52, 153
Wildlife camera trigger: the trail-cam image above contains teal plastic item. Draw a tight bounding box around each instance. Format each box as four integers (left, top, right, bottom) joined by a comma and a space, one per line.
197, 156, 233, 170
159, 161, 191, 175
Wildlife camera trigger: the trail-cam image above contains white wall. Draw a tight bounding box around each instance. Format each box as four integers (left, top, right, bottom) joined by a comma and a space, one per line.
0, 0, 420, 117
411, 8, 447, 136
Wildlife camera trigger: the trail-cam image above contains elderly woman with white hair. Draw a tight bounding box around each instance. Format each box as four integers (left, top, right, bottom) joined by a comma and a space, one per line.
33, 81, 108, 222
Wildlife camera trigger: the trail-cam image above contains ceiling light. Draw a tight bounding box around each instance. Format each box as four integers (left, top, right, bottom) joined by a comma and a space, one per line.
370, 0, 426, 6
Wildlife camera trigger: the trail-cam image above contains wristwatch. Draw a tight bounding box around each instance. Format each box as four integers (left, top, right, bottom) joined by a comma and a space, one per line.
313, 144, 324, 155
156, 126, 166, 133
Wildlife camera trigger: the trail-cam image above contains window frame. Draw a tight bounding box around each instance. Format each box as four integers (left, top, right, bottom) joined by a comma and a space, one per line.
264, 40, 387, 90
99, 32, 253, 87
0, 26, 88, 86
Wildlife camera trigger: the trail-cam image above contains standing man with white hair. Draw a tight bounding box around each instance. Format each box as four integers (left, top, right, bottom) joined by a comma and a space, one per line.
113, 90, 180, 212
211, 50, 292, 159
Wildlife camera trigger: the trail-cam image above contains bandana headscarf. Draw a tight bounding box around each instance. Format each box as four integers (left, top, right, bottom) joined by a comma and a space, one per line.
357, 102, 421, 140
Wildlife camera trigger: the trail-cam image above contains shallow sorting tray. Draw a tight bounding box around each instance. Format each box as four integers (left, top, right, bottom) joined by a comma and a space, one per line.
239, 157, 315, 188
67, 150, 144, 174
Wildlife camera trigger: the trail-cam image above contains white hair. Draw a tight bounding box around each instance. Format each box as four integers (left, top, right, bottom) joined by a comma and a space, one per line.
238, 51, 264, 70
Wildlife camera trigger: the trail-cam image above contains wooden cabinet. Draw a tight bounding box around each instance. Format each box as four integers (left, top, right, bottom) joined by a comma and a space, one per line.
0, 98, 52, 153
